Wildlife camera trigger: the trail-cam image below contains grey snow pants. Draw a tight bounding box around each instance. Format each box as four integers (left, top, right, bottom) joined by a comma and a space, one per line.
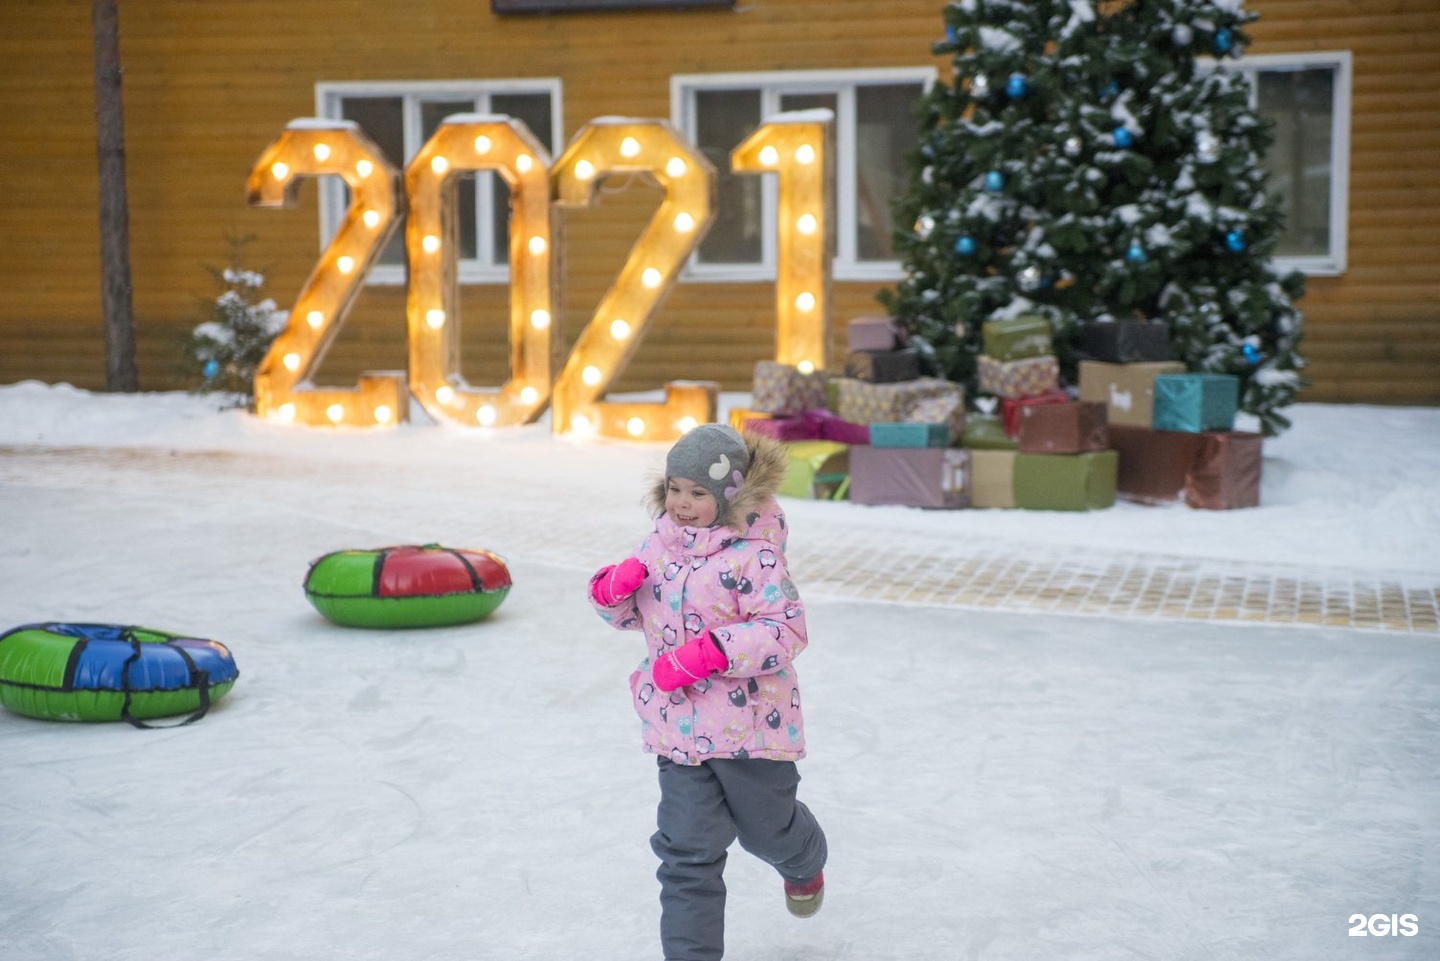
652, 757, 828, 961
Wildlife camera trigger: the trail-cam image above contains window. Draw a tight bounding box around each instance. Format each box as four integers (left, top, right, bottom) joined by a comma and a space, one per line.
672, 68, 935, 282
316, 80, 563, 285
1231, 52, 1351, 276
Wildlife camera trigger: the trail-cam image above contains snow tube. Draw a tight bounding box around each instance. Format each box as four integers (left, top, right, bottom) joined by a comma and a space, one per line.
304, 544, 512, 628
0, 622, 239, 725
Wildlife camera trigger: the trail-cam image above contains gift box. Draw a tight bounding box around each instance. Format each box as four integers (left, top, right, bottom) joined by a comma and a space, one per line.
969, 449, 1016, 508
961, 415, 1018, 451
752, 360, 828, 415
802, 408, 870, 446
1107, 424, 1206, 505
729, 408, 768, 433
850, 446, 969, 509
907, 392, 966, 443
778, 440, 850, 501
1075, 319, 1171, 363
1013, 450, 1118, 511
833, 377, 963, 431
977, 354, 1060, 399
1016, 401, 1109, 454
844, 347, 921, 384
847, 316, 903, 353
869, 422, 950, 448
1000, 388, 1070, 438
743, 415, 820, 442
1077, 360, 1185, 427
1184, 431, 1262, 510
1152, 373, 1240, 433
982, 314, 1052, 361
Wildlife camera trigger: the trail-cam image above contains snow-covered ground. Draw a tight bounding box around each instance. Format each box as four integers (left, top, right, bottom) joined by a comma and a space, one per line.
1, 381, 1437, 961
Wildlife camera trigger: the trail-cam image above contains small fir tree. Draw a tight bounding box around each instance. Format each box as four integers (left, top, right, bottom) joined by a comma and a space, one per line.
188, 236, 287, 406
881, 0, 1306, 435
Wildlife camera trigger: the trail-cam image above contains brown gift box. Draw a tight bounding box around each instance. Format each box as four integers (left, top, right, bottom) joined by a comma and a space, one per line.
1077, 360, 1185, 427
1108, 424, 1206, 505
1016, 401, 1109, 454
1185, 431, 1263, 510
752, 360, 828, 415
969, 449, 1016, 509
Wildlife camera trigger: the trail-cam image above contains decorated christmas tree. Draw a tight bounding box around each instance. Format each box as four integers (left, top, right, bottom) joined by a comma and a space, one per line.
188, 236, 287, 406
880, 0, 1306, 435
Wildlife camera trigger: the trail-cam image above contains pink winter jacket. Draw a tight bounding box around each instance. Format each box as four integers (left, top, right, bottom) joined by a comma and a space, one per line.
589, 433, 808, 765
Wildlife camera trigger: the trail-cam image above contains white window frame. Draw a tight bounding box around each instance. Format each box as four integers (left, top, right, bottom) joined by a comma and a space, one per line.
1226, 50, 1352, 277
315, 79, 564, 285
671, 67, 936, 283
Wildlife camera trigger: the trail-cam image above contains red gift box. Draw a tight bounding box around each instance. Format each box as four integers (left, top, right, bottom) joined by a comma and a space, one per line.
1000, 389, 1069, 438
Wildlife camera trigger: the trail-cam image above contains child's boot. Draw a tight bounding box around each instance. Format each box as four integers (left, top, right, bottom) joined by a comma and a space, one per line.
783, 871, 824, 918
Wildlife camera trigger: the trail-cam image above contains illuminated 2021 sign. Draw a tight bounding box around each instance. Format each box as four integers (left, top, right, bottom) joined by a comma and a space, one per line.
247, 111, 833, 439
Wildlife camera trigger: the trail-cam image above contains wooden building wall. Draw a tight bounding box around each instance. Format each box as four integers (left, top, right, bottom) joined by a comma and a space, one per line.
0, 0, 1435, 405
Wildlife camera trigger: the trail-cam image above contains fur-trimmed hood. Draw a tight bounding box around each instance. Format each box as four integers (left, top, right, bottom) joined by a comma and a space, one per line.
645, 430, 790, 532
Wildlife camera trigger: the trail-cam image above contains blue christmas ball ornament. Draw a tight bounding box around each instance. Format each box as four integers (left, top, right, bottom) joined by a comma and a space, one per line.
203, 359, 219, 380
1006, 73, 1028, 98
984, 171, 1004, 192
1242, 343, 1261, 364
1126, 243, 1147, 264
1102, 81, 1119, 101
1225, 230, 1246, 252
945, 24, 957, 43
1113, 127, 1133, 149
955, 235, 977, 256
1215, 28, 1233, 53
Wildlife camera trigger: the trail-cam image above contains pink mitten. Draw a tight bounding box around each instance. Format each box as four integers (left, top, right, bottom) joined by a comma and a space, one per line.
652, 635, 729, 692
590, 558, 647, 607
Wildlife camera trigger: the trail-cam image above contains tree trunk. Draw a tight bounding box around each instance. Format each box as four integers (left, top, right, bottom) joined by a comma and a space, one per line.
93, 0, 139, 392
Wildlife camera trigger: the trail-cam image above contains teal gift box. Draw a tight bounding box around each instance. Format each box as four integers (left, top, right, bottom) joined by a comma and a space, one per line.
1152, 373, 1239, 433
869, 421, 950, 448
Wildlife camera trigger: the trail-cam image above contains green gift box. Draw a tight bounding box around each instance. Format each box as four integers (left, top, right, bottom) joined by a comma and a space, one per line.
982, 314, 1053, 361
961, 415, 1018, 450
1152, 373, 1239, 433
1013, 450, 1118, 511
779, 440, 850, 500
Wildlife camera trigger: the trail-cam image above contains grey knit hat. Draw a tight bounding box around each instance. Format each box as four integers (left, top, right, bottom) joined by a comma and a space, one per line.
666, 423, 751, 519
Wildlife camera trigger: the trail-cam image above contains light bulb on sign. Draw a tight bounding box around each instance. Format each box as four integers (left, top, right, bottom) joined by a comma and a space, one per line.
674, 212, 695, 233
666, 157, 687, 177
620, 137, 641, 158
426, 308, 446, 330
519, 386, 539, 405
582, 365, 603, 386
796, 359, 815, 374
306, 310, 324, 329
431, 156, 449, 175
516, 154, 533, 173
356, 160, 373, 178
374, 405, 393, 425
326, 404, 344, 424
528, 236, 547, 255
337, 256, 355, 274
758, 146, 778, 166
474, 135, 492, 154
676, 416, 698, 433
626, 417, 646, 437
795, 144, 816, 165
642, 268, 663, 288
795, 291, 816, 312
610, 319, 631, 340
277, 403, 296, 423
570, 413, 594, 434
283, 352, 301, 372
574, 159, 595, 180
313, 143, 331, 161
271, 161, 289, 179
422, 234, 441, 253
530, 309, 551, 330
436, 385, 455, 405
796, 213, 817, 235
363, 209, 380, 228
476, 405, 497, 426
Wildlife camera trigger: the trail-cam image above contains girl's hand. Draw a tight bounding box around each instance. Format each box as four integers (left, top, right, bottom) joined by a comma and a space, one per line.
652, 634, 729, 692
589, 558, 647, 607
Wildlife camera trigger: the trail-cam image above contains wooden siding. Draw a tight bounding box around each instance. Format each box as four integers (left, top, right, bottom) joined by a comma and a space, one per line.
0, 0, 1435, 406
